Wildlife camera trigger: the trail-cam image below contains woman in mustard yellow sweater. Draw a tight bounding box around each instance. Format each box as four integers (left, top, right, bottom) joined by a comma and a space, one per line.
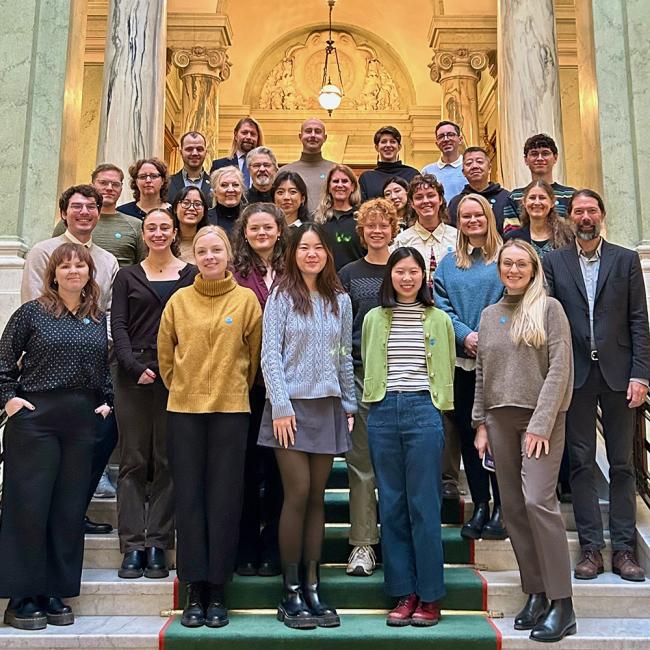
157, 225, 262, 629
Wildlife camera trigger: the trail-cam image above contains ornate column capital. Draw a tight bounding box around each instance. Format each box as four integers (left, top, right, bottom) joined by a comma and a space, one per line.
171, 46, 231, 82
429, 48, 488, 83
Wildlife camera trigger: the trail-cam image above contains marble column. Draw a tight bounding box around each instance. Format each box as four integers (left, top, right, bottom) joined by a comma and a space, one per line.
429, 49, 488, 147
0, 0, 81, 329
171, 46, 231, 163
497, 0, 566, 188
96, 0, 167, 200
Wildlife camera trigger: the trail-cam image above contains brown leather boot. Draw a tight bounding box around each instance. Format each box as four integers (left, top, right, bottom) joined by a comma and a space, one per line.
574, 549, 603, 579
612, 550, 646, 582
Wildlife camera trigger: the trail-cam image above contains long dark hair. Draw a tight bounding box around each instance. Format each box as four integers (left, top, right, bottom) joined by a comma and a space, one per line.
276, 223, 343, 316
171, 185, 210, 240
142, 207, 182, 258
232, 203, 287, 279
380, 247, 435, 308
271, 170, 310, 223
381, 175, 415, 226
39, 243, 102, 321
519, 180, 573, 249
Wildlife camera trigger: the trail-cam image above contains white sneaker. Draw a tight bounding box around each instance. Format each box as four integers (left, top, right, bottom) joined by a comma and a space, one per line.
346, 545, 376, 576
94, 470, 116, 498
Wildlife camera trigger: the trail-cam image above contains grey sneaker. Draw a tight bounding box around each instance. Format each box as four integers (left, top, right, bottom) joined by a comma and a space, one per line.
346, 545, 376, 576
94, 470, 116, 498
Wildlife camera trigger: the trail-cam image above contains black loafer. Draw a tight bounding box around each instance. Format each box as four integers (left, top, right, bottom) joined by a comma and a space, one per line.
118, 550, 146, 579
84, 516, 113, 535
258, 560, 281, 577
4, 597, 47, 630
144, 547, 168, 579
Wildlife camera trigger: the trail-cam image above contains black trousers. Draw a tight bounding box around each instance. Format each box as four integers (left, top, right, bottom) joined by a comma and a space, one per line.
451, 368, 500, 506
114, 355, 174, 552
0, 390, 97, 598
167, 411, 249, 584
567, 363, 637, 551
238, 384, 283, 564
85, 410, 118, 508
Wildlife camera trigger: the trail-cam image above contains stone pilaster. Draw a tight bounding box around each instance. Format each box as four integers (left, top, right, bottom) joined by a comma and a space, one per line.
96, 0, 167, 200
171, 46, 231, 163
429, 49, 488, 147
497, 0, 566, 189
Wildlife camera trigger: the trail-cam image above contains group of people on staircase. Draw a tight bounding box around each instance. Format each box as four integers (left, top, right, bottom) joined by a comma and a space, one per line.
0, 117, 648, 646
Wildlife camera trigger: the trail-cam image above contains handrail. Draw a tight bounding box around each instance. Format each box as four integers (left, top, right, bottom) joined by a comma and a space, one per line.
634, 397, 650, 509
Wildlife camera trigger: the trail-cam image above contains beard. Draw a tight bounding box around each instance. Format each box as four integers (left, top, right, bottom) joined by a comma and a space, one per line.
575, 222, 601, 241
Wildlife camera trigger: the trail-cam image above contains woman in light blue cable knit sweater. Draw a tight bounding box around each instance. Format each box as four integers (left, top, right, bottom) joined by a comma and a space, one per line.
258, 223, 356, 630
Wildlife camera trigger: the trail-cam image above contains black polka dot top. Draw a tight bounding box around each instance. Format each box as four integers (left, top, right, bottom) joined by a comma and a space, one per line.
0, 300, 112, 408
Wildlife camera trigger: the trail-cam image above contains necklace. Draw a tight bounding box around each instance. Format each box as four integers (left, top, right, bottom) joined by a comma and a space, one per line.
144, 258, 172, 274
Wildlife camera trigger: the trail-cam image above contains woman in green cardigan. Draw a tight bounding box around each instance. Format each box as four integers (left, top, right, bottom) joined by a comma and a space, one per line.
361, 246, 455, 628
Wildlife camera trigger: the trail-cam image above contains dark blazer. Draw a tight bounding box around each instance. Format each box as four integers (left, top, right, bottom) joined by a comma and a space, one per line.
167, 170, 213, 205
210, 155, 238, 173
543, 240, 650, 391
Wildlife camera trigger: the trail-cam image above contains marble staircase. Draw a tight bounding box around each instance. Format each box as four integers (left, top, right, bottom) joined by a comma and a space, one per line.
1, 464, 650, 648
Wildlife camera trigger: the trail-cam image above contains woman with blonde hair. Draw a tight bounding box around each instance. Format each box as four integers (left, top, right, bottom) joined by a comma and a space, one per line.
434, 194, 505, 540
473, 238, 575, 642
208, 166, 246, 239
0, 243, 112, 629
315, 164, 364, 270
158, 225, 262, 628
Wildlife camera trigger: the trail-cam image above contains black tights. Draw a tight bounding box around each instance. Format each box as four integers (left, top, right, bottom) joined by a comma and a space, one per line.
274, 449, 334, 567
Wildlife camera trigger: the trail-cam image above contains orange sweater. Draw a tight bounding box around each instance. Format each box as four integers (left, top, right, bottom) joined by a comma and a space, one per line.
157, 272, 262, 413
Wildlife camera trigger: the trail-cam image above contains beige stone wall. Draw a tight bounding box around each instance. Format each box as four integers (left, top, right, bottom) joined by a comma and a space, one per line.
559, 67, 584, 189
76, 64, 104, 183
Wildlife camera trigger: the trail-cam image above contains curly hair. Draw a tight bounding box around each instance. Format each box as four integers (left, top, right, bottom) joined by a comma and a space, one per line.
38, 243, 102, 322
408, 174, 449, 224
128, 158, 169, 202
232, 203, 287, 279
355, 198, 400, 246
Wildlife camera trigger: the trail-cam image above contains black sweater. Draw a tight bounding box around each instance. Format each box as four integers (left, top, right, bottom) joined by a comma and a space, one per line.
322, 209, 366, 271
207, 203, 241, 240
359, 161, 420, 201
447, 182, 510, 232
111, 263, 198, 381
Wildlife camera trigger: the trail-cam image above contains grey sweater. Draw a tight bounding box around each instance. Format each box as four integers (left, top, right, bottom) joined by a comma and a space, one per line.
472, 294, 574, 439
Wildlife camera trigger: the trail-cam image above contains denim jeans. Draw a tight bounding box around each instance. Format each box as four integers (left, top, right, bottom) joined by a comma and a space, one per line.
368, 391, 446, 602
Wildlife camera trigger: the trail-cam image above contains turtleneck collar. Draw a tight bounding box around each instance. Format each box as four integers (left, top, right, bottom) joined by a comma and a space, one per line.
299, 151, 325, 163
213, 203, 240, 220
193, 270, 237, 297
376, 160, 406, 172
501, 292, 524, 306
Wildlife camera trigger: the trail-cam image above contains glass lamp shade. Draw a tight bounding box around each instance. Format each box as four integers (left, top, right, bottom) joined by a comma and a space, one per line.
318, 84, 342, 112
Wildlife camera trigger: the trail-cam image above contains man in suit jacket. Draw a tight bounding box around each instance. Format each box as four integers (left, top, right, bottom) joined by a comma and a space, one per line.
543, 189, 650, 582
209, 117, 263, 188
168, 131, 213, 204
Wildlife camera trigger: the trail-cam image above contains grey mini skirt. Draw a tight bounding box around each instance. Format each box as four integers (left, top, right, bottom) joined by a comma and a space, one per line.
258, 396, 351, 455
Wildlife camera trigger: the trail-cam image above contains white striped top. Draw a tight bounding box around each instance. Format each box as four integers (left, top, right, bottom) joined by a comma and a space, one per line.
386, 302, 429, 392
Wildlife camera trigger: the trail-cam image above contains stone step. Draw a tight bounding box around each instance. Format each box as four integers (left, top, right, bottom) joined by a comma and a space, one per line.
483, 570, 650, 618
474, 531, 612, 572
0, 615, 161, 649
493, 617, 650, 649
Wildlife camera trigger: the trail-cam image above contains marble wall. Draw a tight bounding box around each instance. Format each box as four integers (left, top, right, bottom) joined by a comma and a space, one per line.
559, 67, 584, 190
77, 65, 104, 183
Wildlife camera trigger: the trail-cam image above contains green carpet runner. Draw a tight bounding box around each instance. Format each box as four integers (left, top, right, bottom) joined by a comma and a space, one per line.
160, 458, 500, 649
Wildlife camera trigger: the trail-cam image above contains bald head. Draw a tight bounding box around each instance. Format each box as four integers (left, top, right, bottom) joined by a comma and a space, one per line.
299, 118, 327, 154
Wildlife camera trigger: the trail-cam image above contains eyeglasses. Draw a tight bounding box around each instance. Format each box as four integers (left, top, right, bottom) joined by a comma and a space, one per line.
526, 150, 554, 160
68, 203, 98, 212
136, 173, 162, 181
436, 132, 459, 141
501, 260, 532, 270
96, 180, 123, 189
249, 162, 273, 170
180, 200, 204, 210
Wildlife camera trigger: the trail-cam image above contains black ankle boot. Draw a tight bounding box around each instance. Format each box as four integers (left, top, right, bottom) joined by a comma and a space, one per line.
3, 598, 47, 630
530, 597, 576, 642
303, 560, 340, 627
144, 547, 168, 579
37, 597, 74, 626
277, 563, 317, 629
514, 593, 549, 630
118, 550, 146, 579
461, 502, 490, 539
481, 505, 508, 540
205, 583, 229, 628
181, 582, 205, 628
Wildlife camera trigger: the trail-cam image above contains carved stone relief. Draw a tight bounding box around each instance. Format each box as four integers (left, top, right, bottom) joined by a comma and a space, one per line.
257, 30, 403, 111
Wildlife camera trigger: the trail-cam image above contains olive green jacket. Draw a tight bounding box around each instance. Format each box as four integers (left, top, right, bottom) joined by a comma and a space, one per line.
360, 306, 455, 411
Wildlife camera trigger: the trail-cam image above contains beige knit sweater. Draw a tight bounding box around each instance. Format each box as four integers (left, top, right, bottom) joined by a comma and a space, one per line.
472, 294, 574, 439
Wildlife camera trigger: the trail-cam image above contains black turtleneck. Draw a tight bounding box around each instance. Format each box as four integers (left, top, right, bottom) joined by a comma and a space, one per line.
207, 203, 241, 240
359, 160, 420, 201
245, 186, 273, 204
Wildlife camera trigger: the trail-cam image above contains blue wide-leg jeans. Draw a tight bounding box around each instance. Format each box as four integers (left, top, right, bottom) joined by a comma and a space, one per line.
367, 391, 446, 602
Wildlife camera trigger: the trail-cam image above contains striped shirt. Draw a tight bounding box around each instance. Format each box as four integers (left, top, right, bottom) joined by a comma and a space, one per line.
502, 182, 576, 234
386, 302, 429, 392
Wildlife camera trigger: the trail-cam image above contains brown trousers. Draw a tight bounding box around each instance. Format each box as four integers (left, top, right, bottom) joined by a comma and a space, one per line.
485, 407, 572, 600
